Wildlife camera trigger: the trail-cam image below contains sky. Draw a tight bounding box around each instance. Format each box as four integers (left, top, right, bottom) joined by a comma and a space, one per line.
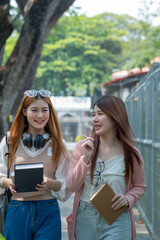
11, 0, 159, 25
73, 0, 144, 19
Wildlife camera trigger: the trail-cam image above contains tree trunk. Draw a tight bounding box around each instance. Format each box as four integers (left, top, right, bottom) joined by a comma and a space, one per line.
0, 0, 75, 139
0, 0, 13, 50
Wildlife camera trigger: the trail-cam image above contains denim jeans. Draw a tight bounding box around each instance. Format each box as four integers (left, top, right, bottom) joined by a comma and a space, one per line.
75, 201, 131, 240
5, 199, 61, 240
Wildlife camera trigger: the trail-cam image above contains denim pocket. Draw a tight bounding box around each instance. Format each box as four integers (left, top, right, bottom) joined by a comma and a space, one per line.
78, 201, 97, 216
8, 200, 22, 208
118, 210, 130, 223
43, 199, 58, 206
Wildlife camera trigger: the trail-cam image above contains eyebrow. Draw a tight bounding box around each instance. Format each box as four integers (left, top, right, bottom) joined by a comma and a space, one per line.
30, 106, 49, 109
93, 110, 103, 113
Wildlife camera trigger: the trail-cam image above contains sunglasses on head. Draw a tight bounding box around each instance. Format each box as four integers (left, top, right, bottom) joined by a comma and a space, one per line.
24, 89, 51, 98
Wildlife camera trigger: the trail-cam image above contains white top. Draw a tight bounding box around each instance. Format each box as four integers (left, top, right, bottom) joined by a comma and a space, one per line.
80, 155, 125, 203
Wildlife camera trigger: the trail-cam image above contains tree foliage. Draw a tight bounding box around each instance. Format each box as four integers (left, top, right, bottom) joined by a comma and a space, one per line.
35, 13, 123, 96
35, 4, 160, 96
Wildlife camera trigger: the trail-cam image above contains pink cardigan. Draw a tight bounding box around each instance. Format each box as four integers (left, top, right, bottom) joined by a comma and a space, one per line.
66, 140, 147, 240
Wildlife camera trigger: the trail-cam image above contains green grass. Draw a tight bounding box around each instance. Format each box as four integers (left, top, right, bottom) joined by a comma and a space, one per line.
0, 233, 5, 240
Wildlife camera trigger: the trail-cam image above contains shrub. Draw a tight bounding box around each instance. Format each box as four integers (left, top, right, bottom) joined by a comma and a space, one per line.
75, 135, 85, 142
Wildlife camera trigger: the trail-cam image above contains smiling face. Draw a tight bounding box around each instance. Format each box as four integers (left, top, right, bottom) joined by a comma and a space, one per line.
23, 99, 49, 134
92, 105, 115, 137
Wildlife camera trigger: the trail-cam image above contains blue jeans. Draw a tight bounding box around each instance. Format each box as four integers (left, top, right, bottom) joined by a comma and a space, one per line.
75, 201, 131, 240
5, 199, 61, 240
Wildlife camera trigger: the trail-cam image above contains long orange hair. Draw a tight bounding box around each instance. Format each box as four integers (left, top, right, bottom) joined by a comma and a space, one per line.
90, 95, 141, 182
8, 94, 67, 167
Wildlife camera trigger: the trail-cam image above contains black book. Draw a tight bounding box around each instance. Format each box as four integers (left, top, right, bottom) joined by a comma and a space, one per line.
14, 162, 44, 192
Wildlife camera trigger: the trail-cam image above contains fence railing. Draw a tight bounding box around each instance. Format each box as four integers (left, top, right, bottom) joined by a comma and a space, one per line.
125, 63, 160, 240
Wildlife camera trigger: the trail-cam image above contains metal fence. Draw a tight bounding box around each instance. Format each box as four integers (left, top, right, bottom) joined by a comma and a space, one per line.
125, 63, 160, 240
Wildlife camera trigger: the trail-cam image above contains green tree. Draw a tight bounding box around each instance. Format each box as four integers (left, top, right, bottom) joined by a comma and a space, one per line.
35, 13, 123, 96
36, 8, 160, 96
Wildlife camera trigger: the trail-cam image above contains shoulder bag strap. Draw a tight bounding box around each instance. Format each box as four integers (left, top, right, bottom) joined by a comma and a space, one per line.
5, 132, 10, 178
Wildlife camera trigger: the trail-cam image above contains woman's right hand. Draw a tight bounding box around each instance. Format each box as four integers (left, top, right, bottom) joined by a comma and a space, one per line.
81, 137, 94, 164
3, 177, 17, 195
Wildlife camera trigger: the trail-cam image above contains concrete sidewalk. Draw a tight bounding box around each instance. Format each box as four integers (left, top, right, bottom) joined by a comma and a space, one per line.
133, 207, 151, 240
59, 194, 151, 240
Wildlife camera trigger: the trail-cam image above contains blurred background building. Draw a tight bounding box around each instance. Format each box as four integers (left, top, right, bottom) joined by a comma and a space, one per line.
51, 96, 92, 142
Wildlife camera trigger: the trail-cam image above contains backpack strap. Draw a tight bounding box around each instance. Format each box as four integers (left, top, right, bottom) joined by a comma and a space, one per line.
4, 132, 10, 156
5, 131, 10, 178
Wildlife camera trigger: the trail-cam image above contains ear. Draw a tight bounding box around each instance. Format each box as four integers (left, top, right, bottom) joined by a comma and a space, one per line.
23, 108, 27, 116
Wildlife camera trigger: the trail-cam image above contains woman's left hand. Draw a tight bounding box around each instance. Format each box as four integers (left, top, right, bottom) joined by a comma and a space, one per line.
111, 194, 129, 210
36, 176, 61, 192
36, 176, 51, 191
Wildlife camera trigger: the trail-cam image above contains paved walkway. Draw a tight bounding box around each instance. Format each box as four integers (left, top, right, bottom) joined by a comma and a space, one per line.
59, 194, 152, 240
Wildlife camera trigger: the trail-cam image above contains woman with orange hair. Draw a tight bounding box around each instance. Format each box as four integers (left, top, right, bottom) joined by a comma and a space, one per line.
66, 95, 147, 240
0, 89, 71, 240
